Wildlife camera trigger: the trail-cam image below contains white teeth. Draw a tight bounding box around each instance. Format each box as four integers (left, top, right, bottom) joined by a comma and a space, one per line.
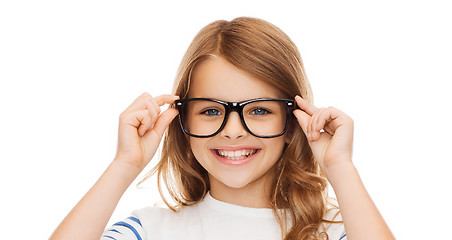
216, 149, 257, 159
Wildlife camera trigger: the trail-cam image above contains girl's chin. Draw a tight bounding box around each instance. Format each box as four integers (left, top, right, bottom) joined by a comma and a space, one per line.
211, 175, 254, 190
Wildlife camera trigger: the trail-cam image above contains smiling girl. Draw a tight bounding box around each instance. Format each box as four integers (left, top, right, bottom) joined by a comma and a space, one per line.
51, 17, 394, 240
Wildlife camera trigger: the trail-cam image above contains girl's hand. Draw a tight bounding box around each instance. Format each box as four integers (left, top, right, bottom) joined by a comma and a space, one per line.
292, 96, 354, 175
114, 93, 179, 171
293, 96, 396, 240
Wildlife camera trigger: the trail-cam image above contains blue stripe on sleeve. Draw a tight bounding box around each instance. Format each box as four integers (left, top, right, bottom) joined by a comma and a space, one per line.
102, 236, 117, 240
339, 233, 347, 240
127, 216, 142, 226
113, 221, 142, 240
107, 229, 121, 234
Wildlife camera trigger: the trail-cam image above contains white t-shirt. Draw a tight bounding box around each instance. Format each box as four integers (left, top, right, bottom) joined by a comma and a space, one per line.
101, 192, 347, 240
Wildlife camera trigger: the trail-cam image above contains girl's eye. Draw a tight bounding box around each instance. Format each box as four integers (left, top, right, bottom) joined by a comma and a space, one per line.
202, 109, 222, 116
250, 108, 269, 115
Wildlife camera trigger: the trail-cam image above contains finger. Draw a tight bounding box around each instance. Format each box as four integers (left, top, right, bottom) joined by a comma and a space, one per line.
124, 92, 154, 113
321, 107, 354, 140
313, 107, 345, 140
307, 108, 324, 141
147, 94, 180, 118
294, 95, 318, 116
146, 94, 179, 124
154, 94, 180, 106
147, 97, 160, 123
144, 107, 179, 141
125, 93, 178, 113
137, 96, 160, 135
323, 124, 335, 136
140, 111, 157, 137
311, 108, 328, 140
292, 109, 310, 136
120, 109, 153, 137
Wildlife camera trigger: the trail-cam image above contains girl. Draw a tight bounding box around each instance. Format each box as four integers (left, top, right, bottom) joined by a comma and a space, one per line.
51, 17, 394, 240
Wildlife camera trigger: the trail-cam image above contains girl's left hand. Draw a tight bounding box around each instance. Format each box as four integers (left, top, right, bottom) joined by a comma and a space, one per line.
293, 96, 354, 175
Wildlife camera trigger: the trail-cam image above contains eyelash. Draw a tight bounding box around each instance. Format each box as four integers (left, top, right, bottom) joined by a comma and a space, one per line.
201, 108, 272, 116
202, 109, 223, 116
250, 108, 270, 115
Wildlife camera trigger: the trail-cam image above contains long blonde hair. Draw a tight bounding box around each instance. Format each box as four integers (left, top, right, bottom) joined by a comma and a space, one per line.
146, 17, 334, 240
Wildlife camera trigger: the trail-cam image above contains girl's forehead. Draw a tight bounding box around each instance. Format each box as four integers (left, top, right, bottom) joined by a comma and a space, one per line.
188, 57, 284, 101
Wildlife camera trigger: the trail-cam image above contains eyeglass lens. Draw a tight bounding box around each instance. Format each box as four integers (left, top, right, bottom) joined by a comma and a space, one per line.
181, 99, 287, 137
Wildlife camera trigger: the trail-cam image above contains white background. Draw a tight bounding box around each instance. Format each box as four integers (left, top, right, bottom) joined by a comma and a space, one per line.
1, 0, 451, 239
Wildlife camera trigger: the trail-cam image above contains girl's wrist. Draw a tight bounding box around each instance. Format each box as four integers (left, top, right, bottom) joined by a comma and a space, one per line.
110, 157, 143, 181
323, 159, 356, 183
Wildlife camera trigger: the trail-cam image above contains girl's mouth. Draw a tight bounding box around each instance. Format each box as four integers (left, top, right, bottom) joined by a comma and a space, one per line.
214, 149, 259, 160
211, 147, 261, 166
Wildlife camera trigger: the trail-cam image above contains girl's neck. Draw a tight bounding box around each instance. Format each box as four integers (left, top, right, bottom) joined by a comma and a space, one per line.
208, 173, 272, 209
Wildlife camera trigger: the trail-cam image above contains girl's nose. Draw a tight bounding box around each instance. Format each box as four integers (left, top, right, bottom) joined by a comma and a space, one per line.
220, 112, 248, 139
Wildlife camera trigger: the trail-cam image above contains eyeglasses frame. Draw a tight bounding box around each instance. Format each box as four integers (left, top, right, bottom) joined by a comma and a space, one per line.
174, 98, 295, 138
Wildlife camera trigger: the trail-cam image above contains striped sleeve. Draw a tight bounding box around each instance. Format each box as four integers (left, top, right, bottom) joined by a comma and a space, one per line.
339, 233, 347, 240
101, 216, 145, 240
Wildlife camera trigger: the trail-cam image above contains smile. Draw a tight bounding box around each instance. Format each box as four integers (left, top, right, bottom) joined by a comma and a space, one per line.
211, 146, 261, 166
214, 149, 258, 160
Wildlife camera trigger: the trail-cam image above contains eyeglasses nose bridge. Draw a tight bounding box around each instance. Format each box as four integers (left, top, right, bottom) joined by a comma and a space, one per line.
228, 102, 241, 111
221, 103, 247, 131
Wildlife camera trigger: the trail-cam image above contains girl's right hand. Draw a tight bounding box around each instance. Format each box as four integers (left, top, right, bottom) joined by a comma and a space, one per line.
114, 93, 179, 172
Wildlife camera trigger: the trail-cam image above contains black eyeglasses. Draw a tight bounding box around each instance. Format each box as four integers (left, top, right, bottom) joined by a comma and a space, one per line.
175, 98, 295, 138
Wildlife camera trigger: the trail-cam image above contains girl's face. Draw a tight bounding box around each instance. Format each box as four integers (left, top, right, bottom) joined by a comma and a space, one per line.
187, 56, 287, 203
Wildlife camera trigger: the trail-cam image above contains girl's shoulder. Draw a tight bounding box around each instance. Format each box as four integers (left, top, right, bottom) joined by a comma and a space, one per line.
102, 204, 203, 240
131, 202, 202, 225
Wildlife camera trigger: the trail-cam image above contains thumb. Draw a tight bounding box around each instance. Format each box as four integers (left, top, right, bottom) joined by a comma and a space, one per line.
293, 109, 310, 136
152, 107, 179, 139
140, 107, 179, 158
